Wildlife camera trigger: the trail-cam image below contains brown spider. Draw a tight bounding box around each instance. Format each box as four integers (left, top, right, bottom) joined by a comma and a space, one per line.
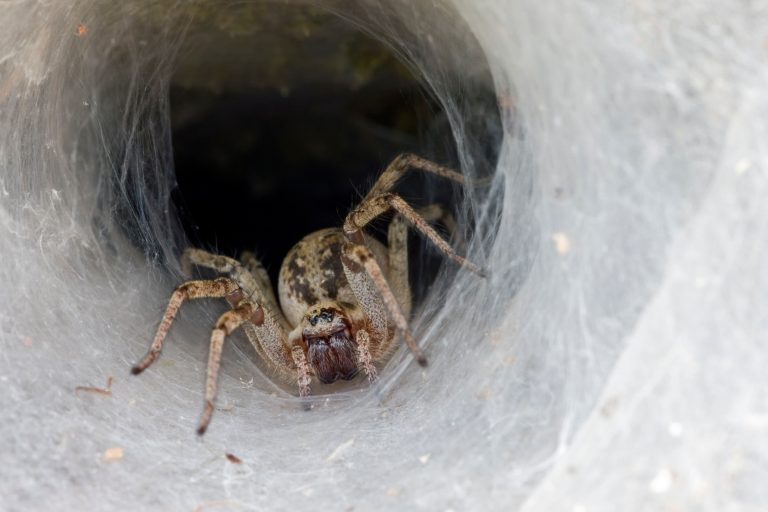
132, 154, 485, 434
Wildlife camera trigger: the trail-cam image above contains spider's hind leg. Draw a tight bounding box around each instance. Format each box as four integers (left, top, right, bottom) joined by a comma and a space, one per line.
385, 203, 459, 313
386, 214, 411, 321
184, 248, 285, 328
182, 249, 265, 297
417, 203, 463, 250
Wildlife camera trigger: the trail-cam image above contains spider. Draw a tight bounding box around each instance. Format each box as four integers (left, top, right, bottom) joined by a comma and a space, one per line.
132, 153, 485, 434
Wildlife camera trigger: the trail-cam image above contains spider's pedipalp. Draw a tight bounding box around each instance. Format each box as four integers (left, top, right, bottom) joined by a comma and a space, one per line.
291, 345, 312, 398
355, 329, 378, 382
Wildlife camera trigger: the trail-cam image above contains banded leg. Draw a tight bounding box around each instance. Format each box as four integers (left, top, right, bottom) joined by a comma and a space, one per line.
366, 153, 467, 199
198, 300, 263, 435
345, 193, 485, 277
132, 277, 240, 374
418, 204, 460, 244
385, 215, 412, 326
387, 204, 460, 326
181, 248, 242, 276
239, 251, 275, 302
342, 242, 427, 366
183, 248, 297, 384
135, 260, 299, 433
182, 248, 284, 323
355, 329, 378, 382
291, 346, 312, 398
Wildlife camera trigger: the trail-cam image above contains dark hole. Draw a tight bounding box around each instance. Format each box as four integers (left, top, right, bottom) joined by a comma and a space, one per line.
168, 6, 501, 302
171, 83, 455, 280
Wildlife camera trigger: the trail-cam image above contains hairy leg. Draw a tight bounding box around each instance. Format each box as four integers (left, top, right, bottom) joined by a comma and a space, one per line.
239, 251, 275, 302
197, 300, 264, 435
291, 345, 312, 398
342, 160, 485, 367
378, 204, 460, 360
386, 214, 412, 320
418, 203, 460, 243
345, 193, 485, 277
366, 153, 467, 199
183, 248, 297, 383
355, 329, 378, 382
183, 248, 286, 326
342, 242, 427, 366
132, 277, 240, 374
134, 260, 301, 433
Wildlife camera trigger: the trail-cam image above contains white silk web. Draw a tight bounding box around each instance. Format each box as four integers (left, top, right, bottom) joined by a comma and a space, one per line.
1, 1, 766, 511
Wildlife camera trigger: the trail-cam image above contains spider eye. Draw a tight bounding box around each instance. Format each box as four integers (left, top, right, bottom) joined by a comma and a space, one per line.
309, 309, 335, 326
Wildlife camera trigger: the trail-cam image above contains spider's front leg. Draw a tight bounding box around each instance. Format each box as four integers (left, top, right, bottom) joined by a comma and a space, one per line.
131, 277, 271, 434
131, 277, 241, 374
200, 299, 311, 434
197, 299, 264, 434
183, 248, 309, 386
133, 263, 306, 434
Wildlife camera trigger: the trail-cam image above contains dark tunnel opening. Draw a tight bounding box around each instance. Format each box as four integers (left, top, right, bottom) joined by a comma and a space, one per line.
166, 3, 502, 302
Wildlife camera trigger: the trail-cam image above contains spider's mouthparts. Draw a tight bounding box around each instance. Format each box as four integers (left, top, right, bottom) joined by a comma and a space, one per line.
307, 332, 359, 384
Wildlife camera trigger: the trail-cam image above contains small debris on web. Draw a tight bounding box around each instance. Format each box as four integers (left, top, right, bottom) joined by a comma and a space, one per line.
552, 232, 571, 254
326, 438, 355, 462
476, 387, 492, 401
75, 23, 87, 37
668, 422, 684, 437
418, 453, 431, 465
735, 158, 752, 175
225, 453, 243, 464
75, 376, 113, 396
600, 395, 620, 418
649, 467, 674, 494
103, 447, 123, 461
193, 500, 239, 512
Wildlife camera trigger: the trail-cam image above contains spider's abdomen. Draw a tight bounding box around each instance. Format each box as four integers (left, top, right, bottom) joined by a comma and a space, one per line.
278, 228, 388, 327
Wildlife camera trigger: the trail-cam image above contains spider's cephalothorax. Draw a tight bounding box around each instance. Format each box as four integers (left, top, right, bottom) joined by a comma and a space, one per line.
132, 154, 485, 434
